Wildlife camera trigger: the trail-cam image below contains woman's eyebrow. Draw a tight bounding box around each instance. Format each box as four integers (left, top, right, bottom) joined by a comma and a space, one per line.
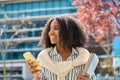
50, 25, 59, 29
51, 25, 59, 27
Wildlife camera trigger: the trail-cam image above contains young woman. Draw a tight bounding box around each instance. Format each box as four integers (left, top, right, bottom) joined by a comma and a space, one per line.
27, 15, 96, 80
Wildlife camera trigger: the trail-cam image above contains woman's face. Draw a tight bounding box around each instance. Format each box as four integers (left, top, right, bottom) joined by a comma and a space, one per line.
48, 19, 60, 45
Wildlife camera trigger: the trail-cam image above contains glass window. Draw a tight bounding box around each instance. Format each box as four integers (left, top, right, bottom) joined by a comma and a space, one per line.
46, 1, 53, 8
6, 4, 12, 11
35, 31, 41, 37
11, 52, 19, 59
60, 1, 68, 7
16, 43, 25, 49
13, 4, 19, 11
0, 14, 4, 19
26, 3, 32, 10
47, 10, 53, 15
27, 31, 32, 37
33, 2, 39, 9
39, 1, 46, 8
18, 52, 24, 59
53, 10, 60, 14
54, 1, 60, 7
32, 11, 39, 16
19, 3, 26, 11
39, 11, 46, 16
39, 21, 46, 27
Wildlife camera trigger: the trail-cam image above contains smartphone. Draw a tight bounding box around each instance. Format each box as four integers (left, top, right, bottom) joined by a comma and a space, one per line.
23, 52, 42, 71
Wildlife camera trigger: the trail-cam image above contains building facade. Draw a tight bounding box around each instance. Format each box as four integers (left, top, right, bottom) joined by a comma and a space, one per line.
0, 0, 77, 80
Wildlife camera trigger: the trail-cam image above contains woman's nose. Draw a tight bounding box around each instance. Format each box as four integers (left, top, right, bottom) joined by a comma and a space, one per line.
49, 29, 54, 35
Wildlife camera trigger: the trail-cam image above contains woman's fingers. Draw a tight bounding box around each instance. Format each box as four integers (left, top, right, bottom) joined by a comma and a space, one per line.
82, 73, 89, 77
26, 59, 40, 73
77, 73, 90, 80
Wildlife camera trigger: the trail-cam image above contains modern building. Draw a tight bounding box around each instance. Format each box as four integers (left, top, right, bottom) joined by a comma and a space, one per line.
0, 0, 77, 80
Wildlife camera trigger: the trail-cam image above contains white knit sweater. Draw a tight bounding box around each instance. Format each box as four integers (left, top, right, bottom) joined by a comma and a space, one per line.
37, 47, 90, 80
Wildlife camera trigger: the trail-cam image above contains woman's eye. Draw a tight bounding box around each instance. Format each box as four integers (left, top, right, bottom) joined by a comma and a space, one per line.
55, 28, 59, 30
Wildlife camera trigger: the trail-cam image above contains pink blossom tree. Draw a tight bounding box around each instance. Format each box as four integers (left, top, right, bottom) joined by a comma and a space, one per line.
72, 0, 120, 45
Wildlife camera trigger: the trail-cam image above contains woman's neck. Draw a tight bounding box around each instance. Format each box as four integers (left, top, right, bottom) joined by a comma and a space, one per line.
56, 45, 71, 53
56, 45, 72, 61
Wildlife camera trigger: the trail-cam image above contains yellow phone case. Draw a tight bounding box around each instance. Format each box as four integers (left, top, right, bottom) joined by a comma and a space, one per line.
23, 52, 42, 71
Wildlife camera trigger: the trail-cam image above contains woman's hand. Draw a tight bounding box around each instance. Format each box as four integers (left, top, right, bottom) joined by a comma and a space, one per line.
77, 73, 90, 80
26, 60, 41, 80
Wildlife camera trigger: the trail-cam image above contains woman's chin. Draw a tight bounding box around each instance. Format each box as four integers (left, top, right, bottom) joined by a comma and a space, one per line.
51, 42, 56, 44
